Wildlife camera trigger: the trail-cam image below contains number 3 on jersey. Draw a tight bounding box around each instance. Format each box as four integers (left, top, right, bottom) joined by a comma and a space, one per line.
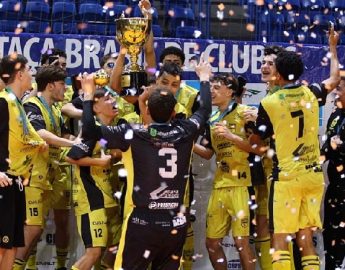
159, 148, 177, 178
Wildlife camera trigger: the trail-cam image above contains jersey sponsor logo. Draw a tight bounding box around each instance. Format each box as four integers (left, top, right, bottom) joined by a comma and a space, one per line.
73, 142, 90, 153
172, 215, 187, 227
131, 217, 148, 226
219, 161, 230, 173
240, 217, 249, 228
92, 221, 107, 225
148, 201, 179, 210
26, 111, 44, 122
150, 186, 179, 200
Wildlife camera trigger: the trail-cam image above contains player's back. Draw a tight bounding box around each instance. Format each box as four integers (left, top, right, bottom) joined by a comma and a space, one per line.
261, 85, 321, 179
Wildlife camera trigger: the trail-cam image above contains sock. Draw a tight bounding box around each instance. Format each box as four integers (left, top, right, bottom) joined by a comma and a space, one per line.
182, 224, 194, 270
71, 266, 79, 270
301, 255, 320, 270
255, 237, 272, 270
13, 258, 26, 270
26, 246, 37, 270
272, 250, 291, 270
289, 240, 297, 270
56, 247, 68, 269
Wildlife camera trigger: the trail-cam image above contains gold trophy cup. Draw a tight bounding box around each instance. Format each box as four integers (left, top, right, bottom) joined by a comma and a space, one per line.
116, 14, 151, 95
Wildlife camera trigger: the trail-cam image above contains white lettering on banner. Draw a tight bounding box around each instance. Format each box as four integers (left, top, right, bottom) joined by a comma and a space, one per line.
0, 37, 9, 56
84, 39, 101, 69
183, 42, 197, 71
8, 37, 23, 55
65, 38, 82, 68
219, 44, 232, 72
103, 39, 117, 56
251, 45, 264, 74
23, 37, 40, 67
232, 44, 250, 73
41, 38, 55, 55
203, 43, 218, 72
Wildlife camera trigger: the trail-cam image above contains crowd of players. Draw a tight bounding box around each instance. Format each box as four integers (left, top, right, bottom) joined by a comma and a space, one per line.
0, 1, 344, 270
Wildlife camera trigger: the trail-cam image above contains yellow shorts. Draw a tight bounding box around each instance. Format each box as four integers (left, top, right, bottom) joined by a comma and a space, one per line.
25, 186, 50, 227
269, 172, 324, 234
255, 183, 269, 216
77, 207, 122, 248
206, 186, 255, 238
50, 165, 72, 210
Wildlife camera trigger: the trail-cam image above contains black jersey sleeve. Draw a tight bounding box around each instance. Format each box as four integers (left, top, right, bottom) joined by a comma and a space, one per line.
0, 98, 9, 171
200, 124, 213, 150
308, 83, 328, 107
188, 81, 211, 133
82, 100, 130, 151
71, 95, 83, 109
254, 103, 274, 140
67, 139, 96, 160
24, 102, 46, 131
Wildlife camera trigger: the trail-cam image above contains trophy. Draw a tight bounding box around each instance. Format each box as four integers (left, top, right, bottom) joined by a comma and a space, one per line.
116, 14, 151, 95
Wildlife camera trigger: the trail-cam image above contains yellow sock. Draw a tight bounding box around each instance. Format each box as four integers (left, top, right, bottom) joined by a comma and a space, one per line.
255, 237, 272, 270
301, 255, 320, 270
182, 224, 194, 270
288, 241, 296, 270
56, 247, 68, 269
13, 258, 26, 270
26, 246, 37, 270
272, 250, 291, 270
71, 266, 80, 270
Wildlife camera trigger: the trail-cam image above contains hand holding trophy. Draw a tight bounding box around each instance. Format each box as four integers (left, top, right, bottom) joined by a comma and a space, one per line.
115, 7, 151, 95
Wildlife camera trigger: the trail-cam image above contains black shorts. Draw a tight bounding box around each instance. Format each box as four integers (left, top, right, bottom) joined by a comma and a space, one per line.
115, 211, 188, 270
0, 176, 26, 249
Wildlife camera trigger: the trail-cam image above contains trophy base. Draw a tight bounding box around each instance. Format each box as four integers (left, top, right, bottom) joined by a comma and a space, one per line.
120, 70, 147, 96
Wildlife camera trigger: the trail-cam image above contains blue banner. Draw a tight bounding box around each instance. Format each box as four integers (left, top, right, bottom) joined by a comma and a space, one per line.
0, 32, 343, 83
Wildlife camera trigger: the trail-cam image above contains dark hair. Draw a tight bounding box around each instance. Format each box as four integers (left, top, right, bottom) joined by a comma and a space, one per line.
275, 51, 304, 81
94, 88, 107, 100
35, 65, 67, 92
158, 62, 182, 78
264, 45, 286, 56
211, 73, 247, 97
0, 54, 28, 84
148, 87, 177, 123
159, 46, 185, 64
100, 53, 118, 68
40, 48, 67, 65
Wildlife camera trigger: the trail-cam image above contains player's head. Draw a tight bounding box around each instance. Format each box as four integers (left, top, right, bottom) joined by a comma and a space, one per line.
210, 73, 246, 106
100, 53, 118, 76
274, 50, 304, 83
93, 88, 118, 119
0, 54, 32, 91
159, 46, 185, 67
35, 65, 67, 102
147, 87, 177, 123
156, 62, 182, 95
40, 48, 67, 70
261, 45, 286, 83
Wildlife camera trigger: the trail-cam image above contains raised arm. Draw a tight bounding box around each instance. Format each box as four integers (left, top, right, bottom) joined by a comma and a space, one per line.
322, 28, 340, 93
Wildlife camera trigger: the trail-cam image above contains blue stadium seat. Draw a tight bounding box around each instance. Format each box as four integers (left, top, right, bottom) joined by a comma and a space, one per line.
25, 21, 50, 33
107, 23, 116, 36
169, 6, 195, 27
313, 14, 336, 31
270, 13, 285, 42
79, 0, 102, 4
152, 24, 162, 37
165, 0, 190, 10
52, 2, 76, 22
80, 23, 107, 35
285, 10, 311, 26
53, 22, 78, 34
0, 1, 23, 20
175, 26, 201, 38
0, 20, 19, 32
79, 3, 103, 21
326, 0, 345, 10
24, 1, 50, 20
104, 4, 128, 22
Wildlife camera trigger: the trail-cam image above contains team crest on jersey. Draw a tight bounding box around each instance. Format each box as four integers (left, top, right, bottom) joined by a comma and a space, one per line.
2, 236, 9, 243
241, 217, 249, 228
150, 127, 157, 137
329, 116, 340, 132
219, 160, 230, 173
